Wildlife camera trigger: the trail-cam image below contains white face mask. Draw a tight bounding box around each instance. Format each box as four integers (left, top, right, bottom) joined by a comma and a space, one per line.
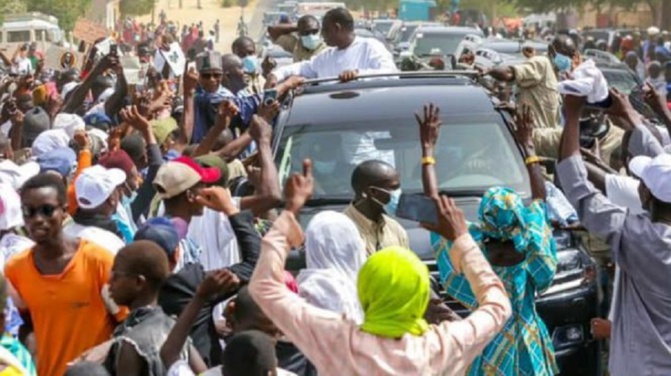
301, 34, 322, 51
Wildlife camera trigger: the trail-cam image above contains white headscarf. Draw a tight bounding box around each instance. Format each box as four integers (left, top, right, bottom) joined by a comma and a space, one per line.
296, 211, 366, 323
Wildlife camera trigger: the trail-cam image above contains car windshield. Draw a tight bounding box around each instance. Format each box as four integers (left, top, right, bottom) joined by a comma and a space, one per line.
602, 68, 639, 95
411, 32, 468, 56
276, 116, 530, 198
374, 21, 394, 35
400, 25, 419, 42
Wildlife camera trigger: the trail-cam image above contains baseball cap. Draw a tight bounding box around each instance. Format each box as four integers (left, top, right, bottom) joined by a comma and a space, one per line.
153, 156, 221, 199
0, 160, 40, 190
52, 113, 85, 139
0, 183, 23, 230
75, 165, 126, 209
134, 217, 183, 257
37, 147, 76, 177
648, 26, 661, 36
99, 149, 135, 177
629, 154, 671, 203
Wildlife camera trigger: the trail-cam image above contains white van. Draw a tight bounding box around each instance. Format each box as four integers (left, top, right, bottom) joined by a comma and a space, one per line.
0, 13, 64, 52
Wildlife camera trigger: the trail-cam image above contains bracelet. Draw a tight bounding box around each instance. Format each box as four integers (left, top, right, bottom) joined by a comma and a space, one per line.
421, 156, 436, 165
525, 155, 540, 165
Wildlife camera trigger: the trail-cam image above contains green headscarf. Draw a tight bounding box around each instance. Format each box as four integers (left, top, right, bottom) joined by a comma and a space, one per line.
151, 117, 178, 146
357, 246, 430, 338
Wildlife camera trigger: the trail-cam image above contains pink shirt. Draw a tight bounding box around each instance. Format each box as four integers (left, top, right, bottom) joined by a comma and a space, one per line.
249, 211, 512, 376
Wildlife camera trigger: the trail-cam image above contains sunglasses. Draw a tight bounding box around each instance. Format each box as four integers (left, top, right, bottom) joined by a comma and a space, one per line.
201, 73, 222, 80
22, 204, 59, 218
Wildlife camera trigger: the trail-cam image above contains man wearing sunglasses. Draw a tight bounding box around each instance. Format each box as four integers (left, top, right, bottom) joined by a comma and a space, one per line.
268, 15, 326, 63
5, 173, 128, 376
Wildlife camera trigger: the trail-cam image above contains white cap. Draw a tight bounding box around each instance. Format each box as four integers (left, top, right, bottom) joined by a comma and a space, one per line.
31, 129, 70, 157
61, 82, 79, 99
75, 165, 126, 209
648, 26, 660, 36
53, 113, 85, 139
0, 160, 40, 190
0, 183, 23, 230
629, 154, 671, 203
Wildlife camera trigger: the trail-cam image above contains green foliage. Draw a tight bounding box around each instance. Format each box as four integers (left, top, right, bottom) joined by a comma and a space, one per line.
222, 0, 232, 7
24, 0, 90, 31
120, 0, 155, 16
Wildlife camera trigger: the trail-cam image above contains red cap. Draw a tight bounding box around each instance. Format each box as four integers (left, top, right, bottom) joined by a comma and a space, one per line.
173, 156, 221, 184
99, 150, 135, 177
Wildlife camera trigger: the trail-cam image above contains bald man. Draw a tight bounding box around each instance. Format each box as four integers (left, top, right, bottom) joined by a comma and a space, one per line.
343, 160, 408, 256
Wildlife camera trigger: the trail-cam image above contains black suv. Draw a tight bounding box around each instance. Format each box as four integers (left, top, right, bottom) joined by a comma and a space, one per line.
271, 73, 602, 375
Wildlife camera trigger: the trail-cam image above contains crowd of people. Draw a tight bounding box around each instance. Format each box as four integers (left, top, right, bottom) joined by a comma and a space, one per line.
0, 4, 669, 376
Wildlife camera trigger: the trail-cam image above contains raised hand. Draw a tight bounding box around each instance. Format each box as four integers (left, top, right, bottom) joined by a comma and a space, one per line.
249, 114, 272, 142
643, 81, 669, 116
195, 186, 239, 215
284, 159, 314, 215
421, 195, 468, 241
196, 269, 240, 299
513, 103, 534, 148
73, 129, 92, 151
257, 100, 280, 122
415, 103, 441, 148
338, 69, 358, 83
183, 66, 199, 94
261, 55, 277, 77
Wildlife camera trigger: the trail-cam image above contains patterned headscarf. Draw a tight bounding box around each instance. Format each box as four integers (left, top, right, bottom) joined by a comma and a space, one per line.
472, 186, 532, 254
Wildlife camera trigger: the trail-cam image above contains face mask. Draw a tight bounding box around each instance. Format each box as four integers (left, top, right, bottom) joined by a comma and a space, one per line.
313, 160, 336, 174
242, 55, 258, 74
121, 191, 138, 208
553, 52, 572, 72
301, 34, 322, 50
371, 187, 402, 216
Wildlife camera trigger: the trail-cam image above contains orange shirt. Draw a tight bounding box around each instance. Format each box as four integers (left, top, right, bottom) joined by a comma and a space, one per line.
67, 149, 92, 216
4, 240, 127, 376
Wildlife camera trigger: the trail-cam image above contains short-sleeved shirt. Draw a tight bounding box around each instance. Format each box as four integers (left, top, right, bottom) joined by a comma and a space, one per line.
343, 204, 409, 256
4, 240, 126, 376
512, 55, 560, 129
276, 34, 327, 62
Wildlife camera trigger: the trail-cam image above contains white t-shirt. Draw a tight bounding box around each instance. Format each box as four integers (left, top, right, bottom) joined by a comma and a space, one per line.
0, 233, 34, 270
62, 223, 125, 254
272, 37, 397, 82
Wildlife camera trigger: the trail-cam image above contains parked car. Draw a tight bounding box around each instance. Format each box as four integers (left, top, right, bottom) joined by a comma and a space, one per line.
455, 37, 548, 61
371, 18, 400, 38
387, 21, 442, 54
354, 28, 393, 52
273, 72, 602, 375
403, 26, 483, 64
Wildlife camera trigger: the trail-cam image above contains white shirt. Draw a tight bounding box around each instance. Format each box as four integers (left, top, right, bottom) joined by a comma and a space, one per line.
557, 59, 609, 103
0, 233, 34, 270
605, 174, 643, 215
604, 173, 644, 322
188, 204, 241, 272
271, 37, 397, 82
63, 223, 125, 254
11, 57, 32, 75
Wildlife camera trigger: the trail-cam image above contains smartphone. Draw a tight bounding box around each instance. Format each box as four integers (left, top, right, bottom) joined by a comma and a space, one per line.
263, 89, 277, 106
395, 193, 438, 225
110, 43, 118, 56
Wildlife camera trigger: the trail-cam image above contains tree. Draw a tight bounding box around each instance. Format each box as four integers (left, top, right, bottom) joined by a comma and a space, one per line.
24, 0, 90, 32
120, 0, 155, 16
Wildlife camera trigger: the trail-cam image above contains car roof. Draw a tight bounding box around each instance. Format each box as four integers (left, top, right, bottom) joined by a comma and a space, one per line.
286, 78, 494, 126
415, 26, 482, 34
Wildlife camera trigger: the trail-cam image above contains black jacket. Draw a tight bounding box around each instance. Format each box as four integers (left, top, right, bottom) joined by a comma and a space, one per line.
158, 210, 260, 366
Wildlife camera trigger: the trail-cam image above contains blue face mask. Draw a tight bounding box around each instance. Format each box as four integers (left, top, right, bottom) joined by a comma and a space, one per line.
553, 52, 572, 72
301, 34, 322, 51
313, 160, 336, 174
371, 187, 402, 216
121, 191, 138, 208
242, 55, 258, 74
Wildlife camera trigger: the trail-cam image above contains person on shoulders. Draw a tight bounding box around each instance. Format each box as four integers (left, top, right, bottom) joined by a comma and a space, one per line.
266, 8, 397, 86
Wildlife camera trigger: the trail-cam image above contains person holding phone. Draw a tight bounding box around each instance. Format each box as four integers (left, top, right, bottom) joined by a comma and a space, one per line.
419, 103, 559, 376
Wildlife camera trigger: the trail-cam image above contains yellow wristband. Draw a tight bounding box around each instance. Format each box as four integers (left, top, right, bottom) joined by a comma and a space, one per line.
525, 156, 540, 165
421, 156, 436, 165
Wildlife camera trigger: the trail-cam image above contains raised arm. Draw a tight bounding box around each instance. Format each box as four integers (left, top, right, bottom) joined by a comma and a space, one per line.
62, 54, 118, 114
193, 100, 237, 157
416, 103, 441, 199
181, 66, 198, 144
480, 66, 515, 82
160, 269, 238, 372
514, 104, 545, 201
425, 196, 511, 372
267, 24, 298, 44
105, 64, 128, 117
557, 94, 628, 242
238, 115, 282, 216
